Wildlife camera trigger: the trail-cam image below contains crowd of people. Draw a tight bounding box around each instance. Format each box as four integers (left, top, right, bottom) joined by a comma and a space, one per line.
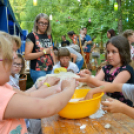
1, 12, 134, 134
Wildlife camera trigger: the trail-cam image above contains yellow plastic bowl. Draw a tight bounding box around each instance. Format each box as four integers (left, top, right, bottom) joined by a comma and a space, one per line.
58, 89, 104, 119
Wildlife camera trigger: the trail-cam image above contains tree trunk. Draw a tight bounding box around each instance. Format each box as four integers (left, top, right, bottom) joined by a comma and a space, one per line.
117, 0, 122, 33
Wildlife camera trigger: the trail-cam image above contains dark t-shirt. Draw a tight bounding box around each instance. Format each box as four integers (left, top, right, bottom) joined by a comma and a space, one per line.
26, 32, 53, 71
102, 64, 134, 106
61, 40, 70, 47
27, 33, 52, 48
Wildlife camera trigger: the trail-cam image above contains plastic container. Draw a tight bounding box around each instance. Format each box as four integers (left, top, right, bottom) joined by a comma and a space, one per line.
58, 89, 104, 119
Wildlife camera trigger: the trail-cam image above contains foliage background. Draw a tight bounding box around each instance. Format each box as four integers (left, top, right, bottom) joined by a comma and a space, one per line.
10, 0, 134, 46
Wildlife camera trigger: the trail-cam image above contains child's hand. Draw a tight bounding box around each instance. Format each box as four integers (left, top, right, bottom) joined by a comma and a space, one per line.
75, 73, 91, 83
45, 76, 60, 87
84, 91, 94, 100
79, 69, 91, 75
38, 76, 60, 88
61, 78, 77, 92
101, 98, 124, 113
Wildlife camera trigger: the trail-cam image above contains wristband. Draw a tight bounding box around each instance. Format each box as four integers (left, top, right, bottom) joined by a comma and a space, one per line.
44, 82, 51, 87
43, 49, 47, 54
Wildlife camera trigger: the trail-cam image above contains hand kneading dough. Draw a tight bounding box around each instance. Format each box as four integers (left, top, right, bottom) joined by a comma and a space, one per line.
36, 72, 87, 88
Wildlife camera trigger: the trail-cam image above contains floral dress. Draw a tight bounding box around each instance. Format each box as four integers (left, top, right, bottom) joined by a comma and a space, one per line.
102, 65, 134, 107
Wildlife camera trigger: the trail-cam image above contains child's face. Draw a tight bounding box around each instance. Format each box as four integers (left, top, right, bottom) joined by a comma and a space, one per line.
0, 56, 12, 85
106, 43, 122, 67
60, 56, 70, 67
11, 58, 22, 74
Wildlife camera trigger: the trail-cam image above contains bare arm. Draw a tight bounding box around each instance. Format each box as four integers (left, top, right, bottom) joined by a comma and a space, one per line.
76, 70, 131, 88
112, 71, 131, 83
4, 88, 73, 119
102, 98, 134, 119
89, 70, 131, 87
4, 79, 76, 119
90, 44, 96, 52
86, 40, 92, 45
95, 68, 105, 81
84, 83, 123, 100
122, 104, 134, 119
14, 85, 58, 99
25, 39, 44, 60
14, 76, 60, 98
71, 53, 77, 63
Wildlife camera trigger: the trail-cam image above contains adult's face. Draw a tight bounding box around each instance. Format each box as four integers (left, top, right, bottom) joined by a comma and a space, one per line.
61, 36, 65, 41
37, 17, 49, 34
107, 32, 111, 39
127, 33, 134, 45
83, 28, 87, 34
68, 35, 72, 40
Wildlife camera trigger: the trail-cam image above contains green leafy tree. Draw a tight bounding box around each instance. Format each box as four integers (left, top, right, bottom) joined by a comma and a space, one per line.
9, 0, 134, 46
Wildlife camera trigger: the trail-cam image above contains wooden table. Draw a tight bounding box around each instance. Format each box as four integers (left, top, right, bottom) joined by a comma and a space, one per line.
41, 113, 134, 134
41, 95, 134, 134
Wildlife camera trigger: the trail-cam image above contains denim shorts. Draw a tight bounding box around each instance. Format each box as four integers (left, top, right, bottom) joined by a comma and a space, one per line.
30, 69, 52, 83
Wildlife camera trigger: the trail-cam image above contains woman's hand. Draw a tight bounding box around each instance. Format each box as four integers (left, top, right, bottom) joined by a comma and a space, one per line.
101, 98, 124, 113
42, 47, 52, 54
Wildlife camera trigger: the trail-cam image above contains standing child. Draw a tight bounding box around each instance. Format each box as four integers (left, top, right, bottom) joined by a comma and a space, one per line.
0, 34, 77, 134
8, 54, 25, 90
76, 35, 134, 106
52, 47, 79, 73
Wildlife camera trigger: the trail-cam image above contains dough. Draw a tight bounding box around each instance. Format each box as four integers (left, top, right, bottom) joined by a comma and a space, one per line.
36, 72, 87, 88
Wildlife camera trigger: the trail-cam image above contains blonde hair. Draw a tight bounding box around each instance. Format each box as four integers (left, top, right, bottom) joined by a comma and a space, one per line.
33, 13, 51, 35
58, 48, 71, 58
0, 31, 13, 45
122, 29, 134, 38
0, 34, 13, 68
17, 53, 25, 74
12, 35, 21, 49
